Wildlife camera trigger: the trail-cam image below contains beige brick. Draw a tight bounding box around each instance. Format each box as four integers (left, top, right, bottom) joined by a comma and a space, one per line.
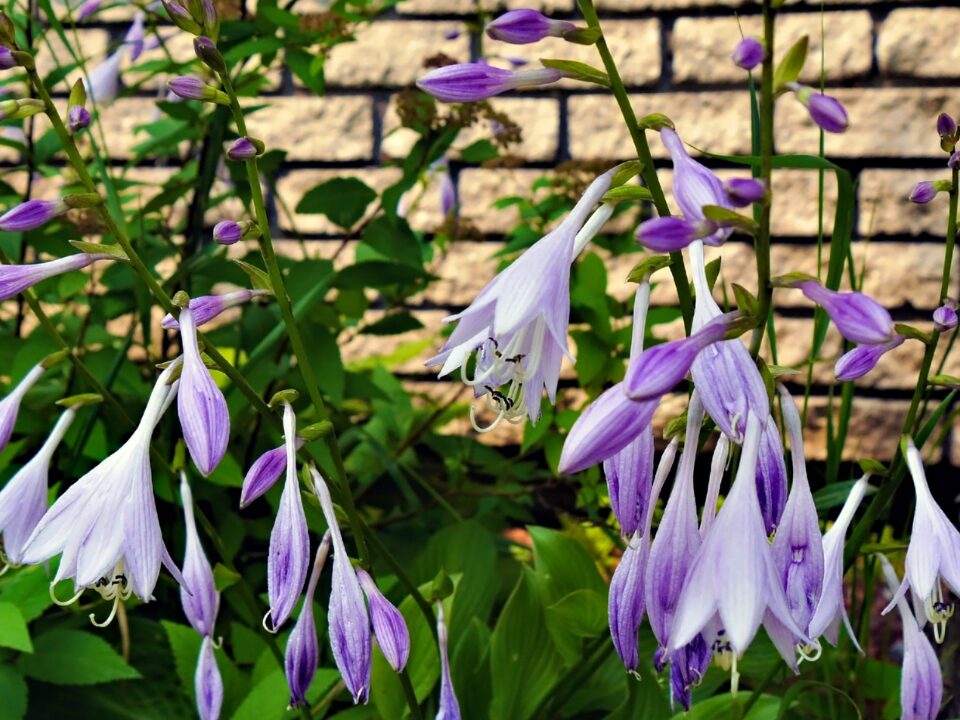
458, 168, 550, 233
675, 12, 871, 85
94, 98, 158, 159
500, 19, 660, 88
246, 95, 374, 162
399, 0, 574, 16
859, 170, 951, 237
804, 396, 911, 461
34, 29, 111, 89
381, 96, 560, 163
878, 8, 960, 79
776, 87, 955, 158
324, 22, 470, 87
597, 0, 884, 9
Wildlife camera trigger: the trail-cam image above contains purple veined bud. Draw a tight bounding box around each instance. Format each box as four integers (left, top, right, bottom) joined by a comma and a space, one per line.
788, 84, 848, 134
76, 0, 104, 21
357, 569, 411, 672
755, 415, 787, 535
176, 306, 230, 476
85, 49, 124, 105
239, 437, 306, 508
724, 177, 767, 207
125, 11, 146, 62
949, 152, 960, 170
937, 113, 956, 139
440, 171, 456, 217
213, 219, 242, 245
226, 137, 258, 161
68, 105, 91, 134
194, 36, 226, 74
0, 198, 68, 233
0, 363, 45, 454
669, 635, 711, 710
162, 0, 202, 34
162, 288, 267, 330
603, 427, 654, 538
834, 335, 904, 382
934, 304, 958, 332
910, 181, 939, 204
794, 280, 894, 345
624, 312, 733, 400
179, 474, 219, 637
634, 216, 719, 252
416, 62, 561, 103
484, 9, 576, 45
169, 75, 220, 102
877, 555, 943, 720
436, 601, 461, 720
285, 534, 331, 708
265, 403, 310, 632
195, 635, 223, 720
0, 47, 15, 70
731, 37, 764, 70
311, 468, 372, 704
0, 253, 112, 303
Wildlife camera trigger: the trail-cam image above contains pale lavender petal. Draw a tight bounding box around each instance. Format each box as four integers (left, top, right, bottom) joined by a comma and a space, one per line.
485, 9, 574, 44
162, 289, 259, 330
602, 426, 654, 537
358, 569, 410, 672
180, 475, 219, 636
436, 602, 461, 720
755, 417, 787, 535
835, 335, 904, 381
0, 253, 106, 303
417, 63, 559, 102
0, 199, 66, 232
609, 535, 648, 671
195, 636, 223, 720
0, 364, 45, 452
85, 49, 124, 105
240, 444, 285, 508
285, 536, 330, 707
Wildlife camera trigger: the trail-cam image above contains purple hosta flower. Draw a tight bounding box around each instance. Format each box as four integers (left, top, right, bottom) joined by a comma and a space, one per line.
755, 415, 788, 535
76, 0, 103, 21
20, 361, 184, 620
0, 253, 113, 300
0, 363, 45, 453
177, 306, 229, 476
910, 181, 939, 204
68, 105, 91, 134
485, 9, 575, 44
0, 199, 67, 232
933, 304, 958, 332
286, 534, 331, 708
788, 83, 849, 133
179, 474, 219, 636
265, 403, 309, 631
239, 437, 306, 508
436, 601, 461, 720
603, 428, 654, 538
878, 555, 943, 720
0, 406, 76, 566
669, 414, 808, 682
426, 169, 613, 429
357, 569, 410, 672
162, 289, 267, 330
125, 11, 146, 61
634, 216, 720, 252
793, 279, 894, 345
417, 63, 561, 103
85, 49, 124, 105
731, 37, 764, 70
169, 75, 221, 102
768, 386, 824, 666
661, 128, 733, 245
937, 113, 957, 139
312, 468, 372, 704
0, 47, 15, 70
669, 634, 711, 711
195, 635, 223, 720
226, 137, 258, 161
646, 395, 705, 654
808, 474, 869, 648
835, 335, 905, 382
213, 220, 242, 245
884, 440, 960, 643
700, 435, 730, 538
724, 178, 766, 207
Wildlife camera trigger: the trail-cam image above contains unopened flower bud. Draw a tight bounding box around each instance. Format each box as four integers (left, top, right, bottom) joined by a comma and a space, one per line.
937, 113, 956, 139
77, 0, 103, 21
0, 198, 67, 232
201, 0, 219, 38
213, 220, 242, 245
417, 62, 560, 102
789, 84, 848, 134
168, 75, 227, 104
934, 304, 958, 332
723, 177, 766, 207
485, 9, 575, 45
162, 0, 203, 34
0, 46, 14, 70
731, 37, 764, 70
193, 36, 226, 74
226, 136, 262, 161
68, 105, 91, 134
949, 152, 960, 170
634, 216, 717, 252
909, 180, 947, 204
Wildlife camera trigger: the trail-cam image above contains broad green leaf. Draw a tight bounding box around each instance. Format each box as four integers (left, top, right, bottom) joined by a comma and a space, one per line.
0, 565, 54, 621
230, 668, 288, 720
19, 629, 141, 685
360, 312, 424, 336
0, 664, 27, 720
451, 619, 492, 720
0, 603, 31, 653
676, 692, 781, 719
162, 621, 202, 703
295, 177, 376, 229
335, 261, 431, 290
360, 216, 422, 267
460, 139, 499, 163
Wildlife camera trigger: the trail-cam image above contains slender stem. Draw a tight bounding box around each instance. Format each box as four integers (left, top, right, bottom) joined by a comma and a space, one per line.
575, 0, 693, 332
398, 671, 424, 720
749, 0, 776, 357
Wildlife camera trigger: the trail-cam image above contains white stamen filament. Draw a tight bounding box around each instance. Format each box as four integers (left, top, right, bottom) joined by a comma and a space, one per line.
89, 562, 132, 628
925, 581, 954, 644
797, 639, 822, 665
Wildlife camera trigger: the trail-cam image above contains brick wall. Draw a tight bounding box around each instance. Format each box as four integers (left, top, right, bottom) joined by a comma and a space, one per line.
29, 1, 960, 464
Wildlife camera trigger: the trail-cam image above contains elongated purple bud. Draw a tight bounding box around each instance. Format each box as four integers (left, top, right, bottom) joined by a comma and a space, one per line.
485, 10, 575, 44
440, 171, 456, 217
731, 37, 764, 70
179, 475, 219, 636
239, 437, 306, 508
77, 0, 103, 21
603, 427, 654, 537
949, 152, 960, 171
0, 364, 45, 453
68, 105, 91, 134
910, 181, 939, 204
795, 280, 894, 345
934, 304, 958, 332
937, 113, 956, 139
0, 253, 110, 302
125, 11, 146, 62
756, 416, 788, 535
169, 75, 224, 103
789, 84, 848, 133
635, 216, 717, 252
0, 47, 15, 70
195, 636, 223, 720
357, 569, 410, 672
436, 602, 461, 720
213, 219, 242, 245
162, 288, 265, 330
285, 534, 331, 707
0, 199, 67, 232
834, 335, 904, 382
609, 535, 648, 672
724, 177, 766, 207
417, 63, 560, 103
227, 137, 259, 161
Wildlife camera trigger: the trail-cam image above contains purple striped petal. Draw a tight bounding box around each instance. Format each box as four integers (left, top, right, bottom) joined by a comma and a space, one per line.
195, 636, 223, 720
436, 602, 461, 720
179, 475, 219, 636
602, 426, 654, 537
0, 363, 44, 453
162, 289, 263, 330
285, 535, 331, 707
0, 199, 66, 232
0, 253, 107, 302
796, 280, 893, 345
357, 569, 410, 672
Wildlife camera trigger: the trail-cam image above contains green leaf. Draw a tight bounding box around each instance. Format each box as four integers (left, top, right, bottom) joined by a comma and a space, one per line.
0, 565, 54, 621
335, 261, 431, 290
601, 185, 653, 204
19, 630, 141, 685
460, 139, 499, 163
286, 47, 325, 95
675, 692, 781, 719
0, 603, 31, 653
161, 621, 201, 704
360, 216, 422, 267
230, 668, 289, 720
295, 176, 377, 229
213, 563, 242, 592
450, 619, 492, 720
773, 35, 808, 91
540, 58, 609, 87
360, 312, 424, 336
0, 664, 27, 720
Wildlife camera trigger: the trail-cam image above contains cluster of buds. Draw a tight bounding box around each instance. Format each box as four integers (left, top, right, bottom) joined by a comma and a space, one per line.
162, 0, 219, 40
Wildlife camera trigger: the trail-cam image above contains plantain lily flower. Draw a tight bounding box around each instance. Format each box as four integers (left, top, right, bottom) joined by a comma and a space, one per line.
791, 279, 894, 345
0, 362, 46, 453
436, 601, 461, 720
179, 474, 219, 637
285, 533, 331, 708
0, 253, 112, 303
834, 335, 904, 382
195, 636, 223, 720
357, 568, 410, 673
239, 436, 306, 508
162, 289, 269, 330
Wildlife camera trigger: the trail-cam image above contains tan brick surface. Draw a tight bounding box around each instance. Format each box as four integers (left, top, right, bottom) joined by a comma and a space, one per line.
399, 0, 574, 15
878, 8, 960, 79
35, 29, 111, 87
247, 96, 374, 162
859, 169, 951, 237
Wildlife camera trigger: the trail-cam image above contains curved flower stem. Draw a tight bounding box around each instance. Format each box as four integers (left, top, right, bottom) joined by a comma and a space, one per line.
575, 0, 694, 332
748, 0, 776, 357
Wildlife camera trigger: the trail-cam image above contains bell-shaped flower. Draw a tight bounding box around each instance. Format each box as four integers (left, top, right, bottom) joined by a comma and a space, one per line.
285, 533, 331, 708
265, 403, 309, 632
426, 169, 614, 429
179, 474, 219, 637
669, 413, 808, 662
0, 362, 46, 453
878, 555, 943, 720
20, 360, 184, 618
162, 289, 268, 330
884, 440, 960, 642
195, 635, 223, 720
239, 436, 306, 508
933, 304, 958, 332
311, 468, 372, 703
85, 48, 124, 105
357, 568, 410, 673
417, 62, 560, 102
792, 279, 894, 345
436, 601, 461, 720
661, 128, 733, 245
177, 306, 229, 476
0, 405, 76, 566
835, 335, 904, 381
1, 252, 111, 302
808, 474, 869, 648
